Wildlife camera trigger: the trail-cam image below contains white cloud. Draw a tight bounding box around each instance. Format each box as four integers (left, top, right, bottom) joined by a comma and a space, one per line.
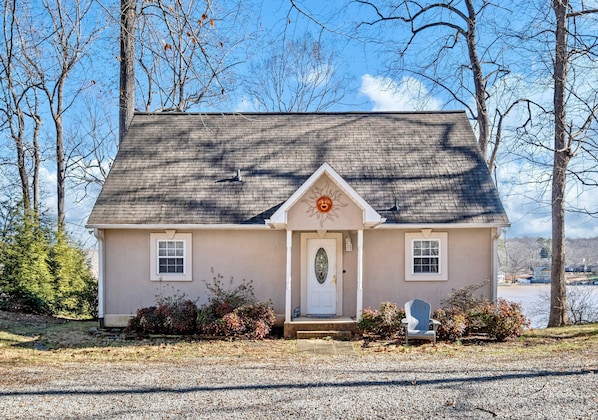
234, 96, 258, 113
359, 74, 443, 111
496, 158, 598, 239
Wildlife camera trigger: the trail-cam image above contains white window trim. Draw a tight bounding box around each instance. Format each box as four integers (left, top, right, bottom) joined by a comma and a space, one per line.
405, 232, 448, 281
150, 232, 192, 281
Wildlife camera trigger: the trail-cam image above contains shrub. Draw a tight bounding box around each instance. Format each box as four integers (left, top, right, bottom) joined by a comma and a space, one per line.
130, 306, 163, 334
0, 208, 98, 318
127, 290, 198, 335
357, 302, 405, 339
442, 280, 490, 313
0, 289, 52, 315
439, 282, 530, 341
234, 302, 276, 339
204, 269, 256, 315
433, 307, 467, 342
479, 298, 529, 341
196, 270, 275, 339
47, 232, 98, 318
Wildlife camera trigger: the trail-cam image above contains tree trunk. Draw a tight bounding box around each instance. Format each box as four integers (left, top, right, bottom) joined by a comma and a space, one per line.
119, 0, 136, 142
32, 108, 42, 218
465, 0, 489, 159
548, 0, 570, 327
15, 110, 30, 212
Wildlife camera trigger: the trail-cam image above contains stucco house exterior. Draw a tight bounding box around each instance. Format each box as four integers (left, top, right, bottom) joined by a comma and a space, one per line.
86, 111, 509, 337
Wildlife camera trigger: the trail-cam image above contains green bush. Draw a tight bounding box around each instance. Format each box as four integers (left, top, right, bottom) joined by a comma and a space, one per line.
0, 288, 52, 315
0, 208, 97, 318
357, 302, 405, 339
48, 232, 98, 317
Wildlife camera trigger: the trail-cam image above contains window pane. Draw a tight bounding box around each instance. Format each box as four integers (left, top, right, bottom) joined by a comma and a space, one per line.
157, 240, 185, 274
413, 255, 439, 273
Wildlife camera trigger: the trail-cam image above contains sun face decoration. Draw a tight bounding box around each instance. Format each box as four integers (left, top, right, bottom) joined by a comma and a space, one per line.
316, 196, 333, 213
302, 181, 347, 227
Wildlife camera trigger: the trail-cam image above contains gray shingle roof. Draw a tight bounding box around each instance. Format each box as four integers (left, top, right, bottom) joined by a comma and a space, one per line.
86, 111, 509, 226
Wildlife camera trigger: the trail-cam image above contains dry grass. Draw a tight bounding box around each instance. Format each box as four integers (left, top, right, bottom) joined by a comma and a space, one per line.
1, 310, 597, 366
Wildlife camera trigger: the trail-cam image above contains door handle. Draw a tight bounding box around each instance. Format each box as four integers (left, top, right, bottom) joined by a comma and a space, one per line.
332, 275, 336, 285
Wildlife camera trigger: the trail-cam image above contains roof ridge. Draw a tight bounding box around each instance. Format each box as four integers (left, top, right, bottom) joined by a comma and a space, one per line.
132, 110, 467, 116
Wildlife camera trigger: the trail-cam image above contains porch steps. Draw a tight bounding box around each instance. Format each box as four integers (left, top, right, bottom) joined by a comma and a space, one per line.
284, 317, 357, 338
296, 330, 353, 340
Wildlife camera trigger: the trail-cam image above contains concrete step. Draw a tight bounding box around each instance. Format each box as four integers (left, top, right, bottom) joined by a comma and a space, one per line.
296, 330, 353, 340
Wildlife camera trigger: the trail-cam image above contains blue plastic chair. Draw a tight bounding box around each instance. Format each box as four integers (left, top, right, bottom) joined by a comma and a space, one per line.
402, 299, 441, 345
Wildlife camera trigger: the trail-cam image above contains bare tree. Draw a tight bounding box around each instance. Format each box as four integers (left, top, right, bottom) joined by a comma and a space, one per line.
119, 0, 136, 142
135, 0, 249, 112
336, 0, 545, 173
20, 0, 99, 229
242, 32, 347, 112
351, 1, 496, 158
499, 236, 546, 282
548, 0, 598, 326
0, 0, 43, 215
69, 97, 118, 195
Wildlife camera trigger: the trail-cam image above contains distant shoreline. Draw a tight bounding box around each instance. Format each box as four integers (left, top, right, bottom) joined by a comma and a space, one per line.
499, 282, 598, 287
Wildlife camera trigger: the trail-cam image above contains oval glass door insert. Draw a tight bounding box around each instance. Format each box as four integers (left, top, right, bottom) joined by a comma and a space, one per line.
315, 247, 328, 284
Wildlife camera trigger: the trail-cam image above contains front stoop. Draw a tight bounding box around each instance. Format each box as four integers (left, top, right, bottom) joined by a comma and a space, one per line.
284, 317, 357, 339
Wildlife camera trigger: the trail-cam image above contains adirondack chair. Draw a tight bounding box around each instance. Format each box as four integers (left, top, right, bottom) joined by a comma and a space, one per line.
402, 299, 441, 345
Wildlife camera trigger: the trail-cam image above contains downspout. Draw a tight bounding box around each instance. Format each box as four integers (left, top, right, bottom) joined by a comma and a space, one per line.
491, 228, 500, 302
93, 228, 105, 328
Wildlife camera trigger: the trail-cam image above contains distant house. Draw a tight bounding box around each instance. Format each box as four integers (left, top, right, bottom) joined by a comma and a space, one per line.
532, 266, 551, 283
86, 111, 510, 337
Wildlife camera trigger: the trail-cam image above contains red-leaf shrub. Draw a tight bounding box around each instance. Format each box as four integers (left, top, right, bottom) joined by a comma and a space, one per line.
479, 298, 530, 341
196, 271, 275, 339
433, 307, 467, 341
357, 302, 405, 339
126, 291, 198, 335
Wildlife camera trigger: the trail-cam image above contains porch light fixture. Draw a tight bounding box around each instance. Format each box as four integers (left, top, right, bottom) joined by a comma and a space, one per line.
345, 236, 353, 252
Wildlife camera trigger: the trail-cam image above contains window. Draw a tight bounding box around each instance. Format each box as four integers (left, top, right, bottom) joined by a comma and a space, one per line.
158, 240, 185, 274
150, 233, 192, 281
405, 232, 447, 281
413, 240, 439, 273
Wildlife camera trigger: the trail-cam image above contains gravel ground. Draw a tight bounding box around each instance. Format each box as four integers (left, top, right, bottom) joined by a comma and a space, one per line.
1, 345, 596, 420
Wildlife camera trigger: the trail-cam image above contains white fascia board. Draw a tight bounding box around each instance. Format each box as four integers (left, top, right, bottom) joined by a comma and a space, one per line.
375, 222, 511, 230
267, 162, 384, 227
84, 223, 272, 230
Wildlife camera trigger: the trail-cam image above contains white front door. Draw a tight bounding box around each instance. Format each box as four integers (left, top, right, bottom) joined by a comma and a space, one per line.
306, 238, 337, 315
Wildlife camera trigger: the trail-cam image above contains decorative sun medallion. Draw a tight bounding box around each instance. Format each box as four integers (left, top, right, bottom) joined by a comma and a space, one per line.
316, 196, 333, 213
302, 181, 348, 227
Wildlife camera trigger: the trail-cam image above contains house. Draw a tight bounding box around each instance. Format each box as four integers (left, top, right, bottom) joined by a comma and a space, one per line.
532, 266, 551, 283
86, 111, 510, 337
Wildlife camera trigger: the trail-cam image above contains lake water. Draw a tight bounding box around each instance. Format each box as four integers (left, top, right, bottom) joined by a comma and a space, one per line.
497, 284, 598, 329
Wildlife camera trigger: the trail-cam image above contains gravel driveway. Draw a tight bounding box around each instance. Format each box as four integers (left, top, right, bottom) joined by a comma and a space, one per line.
1, 341, 596, 420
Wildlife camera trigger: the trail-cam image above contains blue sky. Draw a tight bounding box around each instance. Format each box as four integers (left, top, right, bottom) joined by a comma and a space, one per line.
57, 0, 598, 243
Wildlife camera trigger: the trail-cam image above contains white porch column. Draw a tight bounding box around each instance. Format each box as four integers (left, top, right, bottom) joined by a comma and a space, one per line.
356, 229, 364, 320
285, 230, 292, 323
